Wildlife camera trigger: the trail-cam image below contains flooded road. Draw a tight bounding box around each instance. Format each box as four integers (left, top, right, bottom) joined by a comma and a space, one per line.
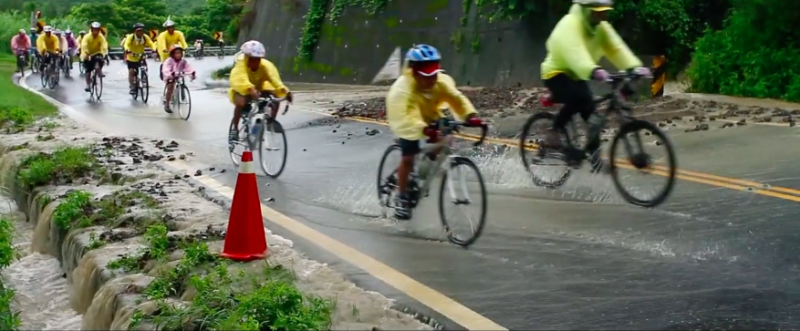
22, 58, 800, 329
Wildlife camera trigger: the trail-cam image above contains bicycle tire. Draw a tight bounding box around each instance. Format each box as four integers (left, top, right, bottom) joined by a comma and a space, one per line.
228, 125, 248, 167
376, 144, 401, 202
78, 60, 85, 74
141, 70, 149, 103
177, 84, 191, 120
608, 119, 677, 208
92, 72, 103, 100
40, 66, 47, 87
258, 120, 288, 178
30, 56, 38, 73
519, 112, 572, 188
47, 65, 57, 89
438, 156, 488, 248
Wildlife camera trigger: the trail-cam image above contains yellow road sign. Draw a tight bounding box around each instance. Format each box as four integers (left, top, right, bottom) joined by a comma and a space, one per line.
651, 55, 667, 97
35, 20, 45, 33
149, 29, 158, 39
214, 32, 222, 40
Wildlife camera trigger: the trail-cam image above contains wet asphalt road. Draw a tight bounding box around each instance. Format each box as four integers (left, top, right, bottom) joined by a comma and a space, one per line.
23, 58, 800, 330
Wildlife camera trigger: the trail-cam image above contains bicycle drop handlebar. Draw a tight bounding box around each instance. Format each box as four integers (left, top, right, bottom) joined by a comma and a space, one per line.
254, 96, 291, 116
433, 118, 489, 147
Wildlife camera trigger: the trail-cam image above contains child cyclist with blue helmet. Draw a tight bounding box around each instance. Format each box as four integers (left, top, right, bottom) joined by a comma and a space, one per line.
385, 44, 485, 220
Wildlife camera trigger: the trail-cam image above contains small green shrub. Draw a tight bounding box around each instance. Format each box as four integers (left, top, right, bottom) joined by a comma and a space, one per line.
17, 146, 100, 188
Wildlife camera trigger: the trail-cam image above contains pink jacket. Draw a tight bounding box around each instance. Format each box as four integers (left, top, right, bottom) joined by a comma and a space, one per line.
10, 34, 31, 52
162, 57, 196, 81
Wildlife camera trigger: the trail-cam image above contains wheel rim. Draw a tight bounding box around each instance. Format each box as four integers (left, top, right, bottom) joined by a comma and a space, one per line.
141, 72, 149, 103
439, 158, 487, 247
609, 123, 677, 207
259, 122, 287, 177
520, 114, 572, 188
178, 85, 191, 120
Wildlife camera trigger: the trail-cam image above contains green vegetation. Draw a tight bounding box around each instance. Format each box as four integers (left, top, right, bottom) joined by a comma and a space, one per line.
212, 65, 233, 79
0, 217, 20, 331
0, 55, 58, 128
51, 189, 160, 231
16, 146, 103, 189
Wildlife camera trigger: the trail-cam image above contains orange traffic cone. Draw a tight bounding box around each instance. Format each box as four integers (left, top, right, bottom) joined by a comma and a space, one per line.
220, 150, 268, 261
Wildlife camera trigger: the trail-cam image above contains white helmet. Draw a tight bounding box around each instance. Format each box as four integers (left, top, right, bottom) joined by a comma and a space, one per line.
54, 29, 62, 35
43, 25, 52, 32
240, 40, 265, 58
18, 29, 26, 34
90, 22, 101, 29
65, 29, 72, 34
163, 19, 175, 27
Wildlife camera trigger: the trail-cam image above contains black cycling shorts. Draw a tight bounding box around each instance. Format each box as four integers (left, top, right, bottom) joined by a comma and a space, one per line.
126, 60, 142, 70
83, 56, 102, 73
397, 138, 421, 157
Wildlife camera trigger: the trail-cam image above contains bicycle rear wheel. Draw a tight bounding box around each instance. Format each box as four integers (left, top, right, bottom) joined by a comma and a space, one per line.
258, 120, 288, 178
176, 84, 191, 120
519, 112, 572, 188
439, 156, 487, 247
376, 144, 402, 216
609, 119, 677, 208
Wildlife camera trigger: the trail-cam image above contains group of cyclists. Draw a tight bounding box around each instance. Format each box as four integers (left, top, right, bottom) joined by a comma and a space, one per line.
8, 0, 654, 220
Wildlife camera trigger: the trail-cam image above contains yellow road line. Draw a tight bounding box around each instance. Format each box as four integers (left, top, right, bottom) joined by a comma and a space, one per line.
337, 115, 800, 201
166, 160, 508, 330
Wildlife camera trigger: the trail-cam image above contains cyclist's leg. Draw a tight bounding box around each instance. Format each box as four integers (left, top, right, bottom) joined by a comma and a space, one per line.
230, 93, 249, 142
544, 74, 588, 149
126, 59, 137, 93
394, 138, 420, 220
96, 55, 105, 77
83, 58, 96, 91
164, 78, 175, 111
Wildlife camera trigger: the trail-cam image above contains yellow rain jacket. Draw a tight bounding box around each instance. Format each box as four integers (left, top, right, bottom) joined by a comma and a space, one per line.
156, 30, 187, 61
36, 33, 59, 54
541, 4, 642, 80
386, 68, 477, 141
79, 33, 108, 60
227, 55, 289, 103
123, 34, 156, 62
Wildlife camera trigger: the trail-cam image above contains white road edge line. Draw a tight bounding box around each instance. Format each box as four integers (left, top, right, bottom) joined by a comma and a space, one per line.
15, 72, 508, 331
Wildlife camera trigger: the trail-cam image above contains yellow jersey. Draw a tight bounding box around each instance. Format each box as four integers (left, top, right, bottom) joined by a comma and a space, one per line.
156, 30, 187, 61
385, 69, 477, 141
123, 34, 156, 62
227, 56, 289, 103
36, 34, 59, 54
79, 33, 108, 60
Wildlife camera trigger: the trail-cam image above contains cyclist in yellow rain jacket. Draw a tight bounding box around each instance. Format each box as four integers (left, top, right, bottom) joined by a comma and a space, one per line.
123, 23, 156, 95
227, 40, 293, 144
385, 44, 485, 220
36, 26, 59, 72
80, 22, 108, 92
540, 0, 651, 172
156, 19, 186, 62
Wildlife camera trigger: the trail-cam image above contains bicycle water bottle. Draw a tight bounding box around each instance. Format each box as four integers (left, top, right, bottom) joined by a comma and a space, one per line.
251, 118, 263, 136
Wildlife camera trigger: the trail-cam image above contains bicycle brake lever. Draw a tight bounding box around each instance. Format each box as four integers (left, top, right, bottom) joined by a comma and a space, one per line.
282, 104, 290, 115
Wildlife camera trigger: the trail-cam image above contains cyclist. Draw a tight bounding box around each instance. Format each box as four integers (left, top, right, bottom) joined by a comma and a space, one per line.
54, 29, 68, 70
156, 18, 187, 78
28, 28, 37, 61
10, 29, 31, 65
161, 44, 196, 113
80, 22, 108, 92
123, 23, 156, 95
193, 39, 203, 57
541, 0, 651, 172
64, 29, 78, 68
386, 44, 484, 220
227, 40, 293, 144
35, 26, 59, 72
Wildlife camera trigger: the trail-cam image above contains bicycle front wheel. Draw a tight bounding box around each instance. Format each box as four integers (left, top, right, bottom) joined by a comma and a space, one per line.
140, 71, 149, 103
609, 119, 677, 208
438, 156, 487, 248
92, 72, 103, 100
176, 84, 191, 120
258, 120, 288, 178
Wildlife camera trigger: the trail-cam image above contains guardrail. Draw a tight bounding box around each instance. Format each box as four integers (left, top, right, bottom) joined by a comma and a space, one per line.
105, 45, 238, 59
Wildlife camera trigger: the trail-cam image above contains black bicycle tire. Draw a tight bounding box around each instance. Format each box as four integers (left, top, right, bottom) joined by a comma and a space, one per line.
40, 66, 47, 87
519, 112, 572, 188
608, 119, 677, 208
376, 144, 402, 202
93, 72, 103, 100
179, 84, 191, 120
258, 121, 288, 178
438, 156, 488, 248
141, 70, 149, 103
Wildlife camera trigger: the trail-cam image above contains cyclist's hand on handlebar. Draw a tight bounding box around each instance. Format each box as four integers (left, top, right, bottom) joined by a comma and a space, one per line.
464, 115, 484, 127
592, 68, 610, 82
286, 91, 294, 103
632, 66, 653, 78
423, 126, 439, 142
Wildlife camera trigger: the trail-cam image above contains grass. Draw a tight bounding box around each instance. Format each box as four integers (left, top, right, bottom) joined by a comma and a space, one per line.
211, 65, 233, 79
0, 54, 58, 128
52, 189, 161, 232
16, 146, 104, 189
0, 216, 20, 330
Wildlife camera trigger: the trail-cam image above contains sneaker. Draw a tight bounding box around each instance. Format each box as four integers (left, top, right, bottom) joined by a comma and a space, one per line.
393, 195, 412, 220
228, 128, 239, 143
84, 86, 90, 92
129, 88, 136, 95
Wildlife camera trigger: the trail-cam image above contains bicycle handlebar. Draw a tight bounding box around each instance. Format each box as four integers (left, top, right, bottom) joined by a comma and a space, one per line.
254, 96, 291, 115
435, 119, 489, 147
605, 71, 648, 84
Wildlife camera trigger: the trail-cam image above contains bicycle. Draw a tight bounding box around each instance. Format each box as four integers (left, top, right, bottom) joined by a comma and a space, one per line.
14, 50, 28, 76
228, 96, 290, 178
129, 53, 149, 103
376, 117, 489, 247
519, 71, 677, 208
30, 48, 39, 73
161, 72, 192, 119
86, 54, 104, 101
61, 52, 71, 78
194, 49, 203, 60
40, 53, 59, 89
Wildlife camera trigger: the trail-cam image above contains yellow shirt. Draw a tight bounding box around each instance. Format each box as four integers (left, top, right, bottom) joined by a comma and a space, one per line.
156, 30, 187, 61
386, 69, 477, 141
227, 56, 289, 103
75, 36, 82, 51
79, 33, 108, 60
123, 34, 156, 62
36, 34, 59, 54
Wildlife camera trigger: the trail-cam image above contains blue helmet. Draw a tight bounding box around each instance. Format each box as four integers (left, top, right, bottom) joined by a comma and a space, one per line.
405, 44, 441, 62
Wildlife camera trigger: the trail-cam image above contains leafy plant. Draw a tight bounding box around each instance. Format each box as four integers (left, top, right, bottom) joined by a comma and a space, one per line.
52, 190, 93, 230
17, 146, 100, 188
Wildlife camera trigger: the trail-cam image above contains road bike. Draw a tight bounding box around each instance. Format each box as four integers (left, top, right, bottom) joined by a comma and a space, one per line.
86, 54, 104, 101
14, 50, 27, 76
30, 48, 39, 73
229, 96, 289, 178
60, 52, 71, 78
519, 72, 677, 208
40, 53, 59, 89
162, 72, 192, 119
376, 117, 489, 247
129, 53, 149, 103
194, 48, 203, 60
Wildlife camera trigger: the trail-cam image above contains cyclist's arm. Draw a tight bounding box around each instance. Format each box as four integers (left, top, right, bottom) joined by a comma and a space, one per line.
548, 15, 598, 80
262, 60, 289, 97
52, 36, 60, 53
597, 22, 642, 70
100, 35, 108, 55
438, 74, 477, 120
36, 36, 46, 54
177, 32, 188, 49
145, 35, 156, 51
387, 87, 428, 141
79, 36, 88, 60
122, 34, 131, 51
156, 32, 166, 51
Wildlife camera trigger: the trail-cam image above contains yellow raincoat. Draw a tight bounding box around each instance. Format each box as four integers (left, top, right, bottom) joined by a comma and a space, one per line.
36, 33, 59, 54
123, 34, 156, 62
386, 68, 476, 141
79, 33, 107, 60
227, 55, 289, 103
156, 30, 187, 61
541, 4, 642, 80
